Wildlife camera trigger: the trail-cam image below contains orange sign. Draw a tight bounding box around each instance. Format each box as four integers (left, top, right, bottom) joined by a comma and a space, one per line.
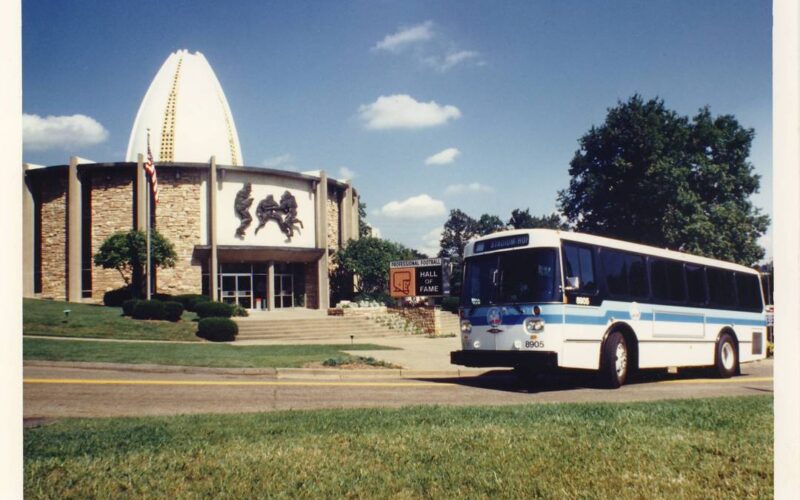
390, 268, 415, 297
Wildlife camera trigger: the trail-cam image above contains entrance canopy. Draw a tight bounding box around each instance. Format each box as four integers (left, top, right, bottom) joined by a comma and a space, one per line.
193, 245, 325, 263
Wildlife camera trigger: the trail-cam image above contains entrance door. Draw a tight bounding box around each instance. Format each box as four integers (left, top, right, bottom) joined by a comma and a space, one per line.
274, 273, 294, 308
219, 273, 252, 309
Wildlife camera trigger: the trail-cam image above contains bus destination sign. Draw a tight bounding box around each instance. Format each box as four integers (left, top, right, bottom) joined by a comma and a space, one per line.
474, 234, 530, 254
389, 258, 450, 298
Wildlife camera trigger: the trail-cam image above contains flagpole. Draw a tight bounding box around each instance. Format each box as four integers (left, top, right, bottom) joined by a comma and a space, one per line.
146, 129, 152, 300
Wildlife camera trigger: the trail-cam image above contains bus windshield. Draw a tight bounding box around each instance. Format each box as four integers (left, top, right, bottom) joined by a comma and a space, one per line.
461, 248, 561, 306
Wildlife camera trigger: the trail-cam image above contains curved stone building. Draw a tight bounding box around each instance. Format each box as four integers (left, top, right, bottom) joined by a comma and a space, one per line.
22, 50, 359, 311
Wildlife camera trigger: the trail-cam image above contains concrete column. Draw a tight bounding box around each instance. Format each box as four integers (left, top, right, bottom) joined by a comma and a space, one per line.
136, 154, 147, 231
209, 156, 218, 301
316, 171, 330, 310
67, 157, 82, 302
341, 184, 353, 244
267, 261, 275, 311
22, 164, 35, 297
352, 192, 360, 241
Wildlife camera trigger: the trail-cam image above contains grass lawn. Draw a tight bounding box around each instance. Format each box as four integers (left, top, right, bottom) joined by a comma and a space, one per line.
24, 396, 772, 498
23, 298, 198, 341
23, 337, 398, 368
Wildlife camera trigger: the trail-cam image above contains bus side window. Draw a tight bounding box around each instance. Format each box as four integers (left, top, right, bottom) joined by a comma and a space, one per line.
563, 243, 597, 294
735, 273, 762, 311
685, 264, 707, 306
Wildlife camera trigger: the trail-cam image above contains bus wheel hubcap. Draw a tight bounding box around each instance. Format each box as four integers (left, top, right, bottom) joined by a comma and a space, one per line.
615, 343, 627, 377
722, 343, 734, 370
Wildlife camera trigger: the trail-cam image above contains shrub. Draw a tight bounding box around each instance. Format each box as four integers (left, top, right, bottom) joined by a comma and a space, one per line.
122, 299, 141, 316
197, 317, 238, 342
195, 301, 234, 318
162, 301, 184, 322
174, 294, 210, 312
103, 286, 134, 307
153, 293, 174, 302
232, 304, 249, 317
132, 300, 166, 320
354, 291, 393, 306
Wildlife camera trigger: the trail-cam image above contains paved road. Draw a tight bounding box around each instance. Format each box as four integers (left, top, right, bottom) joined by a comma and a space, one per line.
23, 359, 773, 419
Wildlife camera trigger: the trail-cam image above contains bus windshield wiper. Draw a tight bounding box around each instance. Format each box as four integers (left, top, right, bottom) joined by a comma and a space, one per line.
509, 303, 524, 314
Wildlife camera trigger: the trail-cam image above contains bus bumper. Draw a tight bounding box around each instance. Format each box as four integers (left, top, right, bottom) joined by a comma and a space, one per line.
450, 350, 558, 369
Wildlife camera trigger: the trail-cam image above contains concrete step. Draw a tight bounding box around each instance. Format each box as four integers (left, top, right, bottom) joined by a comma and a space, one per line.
233, 315, 402, 341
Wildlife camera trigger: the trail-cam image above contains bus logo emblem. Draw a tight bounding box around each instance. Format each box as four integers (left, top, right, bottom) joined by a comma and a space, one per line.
487, 307, 502, 327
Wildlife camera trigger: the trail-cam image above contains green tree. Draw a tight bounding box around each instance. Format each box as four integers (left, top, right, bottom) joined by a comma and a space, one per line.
332, 236, 421, 303
507, 209, 568, 230
358, 201, 372, 238
558, 95, 769, 265
476, 214, 506, 236
93, 229, 177, 295
438, 210, 478, 296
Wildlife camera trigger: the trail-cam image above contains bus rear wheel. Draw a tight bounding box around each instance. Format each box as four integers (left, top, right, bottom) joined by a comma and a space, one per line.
715, 333, 738, 378
600, 331, 628, 389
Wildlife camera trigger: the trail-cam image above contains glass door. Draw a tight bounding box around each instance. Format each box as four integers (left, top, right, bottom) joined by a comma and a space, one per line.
219, 273, 253, 309
274, 273, 294, 308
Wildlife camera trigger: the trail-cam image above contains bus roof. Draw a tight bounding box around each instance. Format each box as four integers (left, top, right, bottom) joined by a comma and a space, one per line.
464, 228, 759, 275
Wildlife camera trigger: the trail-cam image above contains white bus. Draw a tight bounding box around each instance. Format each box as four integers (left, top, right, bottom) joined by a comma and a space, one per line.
450, 229, 768, 388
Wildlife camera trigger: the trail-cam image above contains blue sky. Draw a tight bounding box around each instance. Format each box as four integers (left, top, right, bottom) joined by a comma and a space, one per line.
22, 0, 772, 259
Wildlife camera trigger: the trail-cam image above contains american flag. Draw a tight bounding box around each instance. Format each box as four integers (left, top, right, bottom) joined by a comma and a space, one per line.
144, 134, 159, 204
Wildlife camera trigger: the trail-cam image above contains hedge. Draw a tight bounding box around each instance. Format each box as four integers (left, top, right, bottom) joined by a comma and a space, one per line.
162, 301, 184, 322
195, 301, 234, 318
132, 300, 166, 320
122, 299, 140, 317
103, 287, 134, 307
197, 317, 238, 342
173, 294, 210, 312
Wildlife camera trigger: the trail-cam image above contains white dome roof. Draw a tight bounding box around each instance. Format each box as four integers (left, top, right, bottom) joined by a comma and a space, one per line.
126, 50, 243, 165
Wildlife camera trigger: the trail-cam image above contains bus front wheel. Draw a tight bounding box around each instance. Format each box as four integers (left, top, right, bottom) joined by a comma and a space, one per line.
715, 333, 738, 378
600, 331, 628, 389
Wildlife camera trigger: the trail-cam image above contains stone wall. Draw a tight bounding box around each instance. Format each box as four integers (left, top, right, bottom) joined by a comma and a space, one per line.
90, 168, 135, 300
155, 167, 203, 295
388, 306, 442, 336
39, 171, 68, 299
326, 187, 340, 270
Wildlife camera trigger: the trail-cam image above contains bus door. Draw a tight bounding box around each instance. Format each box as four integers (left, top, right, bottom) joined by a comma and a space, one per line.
561, 243, 601, 340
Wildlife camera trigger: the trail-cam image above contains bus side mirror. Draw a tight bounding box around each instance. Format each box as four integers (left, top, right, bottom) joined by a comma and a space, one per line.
564, 276, 580, 292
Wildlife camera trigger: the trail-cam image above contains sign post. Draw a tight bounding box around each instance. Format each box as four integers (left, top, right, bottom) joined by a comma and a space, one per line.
389, 258, 450, 298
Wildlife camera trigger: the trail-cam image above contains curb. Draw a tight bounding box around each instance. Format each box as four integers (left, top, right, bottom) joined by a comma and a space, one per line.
23, 360, 497, 380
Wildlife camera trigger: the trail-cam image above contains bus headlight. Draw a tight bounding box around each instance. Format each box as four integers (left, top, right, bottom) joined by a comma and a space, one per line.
460, 320, 472, 334
524, 318, 545, 334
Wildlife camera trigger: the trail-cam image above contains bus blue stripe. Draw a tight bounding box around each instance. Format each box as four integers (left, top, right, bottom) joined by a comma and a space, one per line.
466, 309, 765, 327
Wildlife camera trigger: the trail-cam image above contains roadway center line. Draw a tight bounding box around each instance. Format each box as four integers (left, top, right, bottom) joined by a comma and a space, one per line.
23, 378, 456, 388
23, 376, 773, 388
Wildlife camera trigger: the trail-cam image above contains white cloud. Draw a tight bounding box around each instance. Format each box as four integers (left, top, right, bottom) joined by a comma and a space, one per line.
425, 147, 461, 165
419, 227, 443, 257
368, 225, 381, 238
374, 21, 434, 52
337, 166, 355, 180
262, 153, 294, 168
23, 113, 109, 151
425, 50, 480, 71
376, 194, 446, 219
444, 182, 494, 195
358, 94, 461, 130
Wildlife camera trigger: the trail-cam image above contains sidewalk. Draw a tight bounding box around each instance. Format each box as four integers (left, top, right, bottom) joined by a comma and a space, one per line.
236, 333, 464, 371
